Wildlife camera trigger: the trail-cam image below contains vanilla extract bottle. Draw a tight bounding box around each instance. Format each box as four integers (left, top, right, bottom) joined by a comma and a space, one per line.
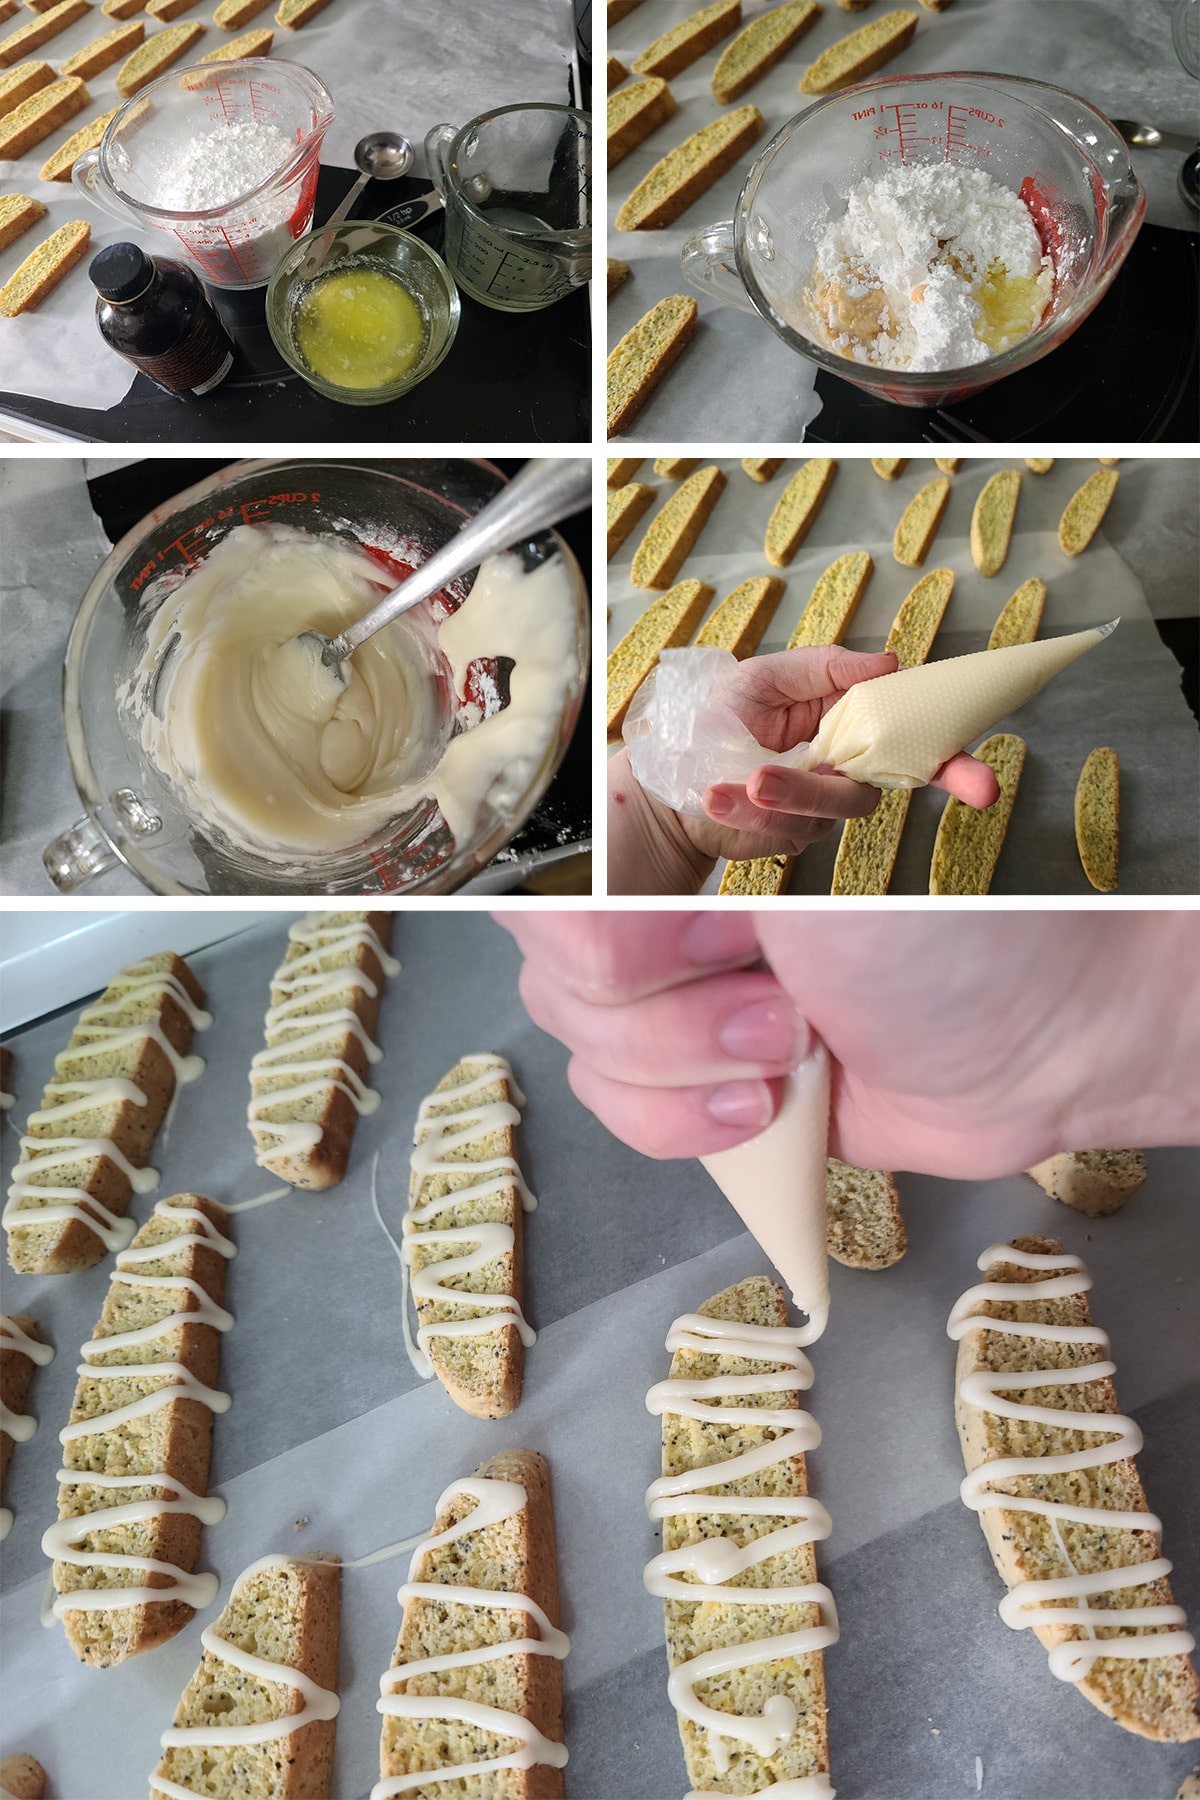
89, 243, 236, 398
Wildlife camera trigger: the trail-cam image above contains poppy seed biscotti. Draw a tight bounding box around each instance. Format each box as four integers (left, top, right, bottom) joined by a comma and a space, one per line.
764, 457, 838, 566
48, 1194, 234, 1666
4, 952, 210, 1274
115, 20, 205, 94
606, 256, 631, 298
607, 52, 629, 89
608, 481, 657, 559
1074, 744, 1119, 892
0, 192, 46, 254
0, 218, 90, 315
58, 18, 142, 75
800, 8, 919, 92
248, 912, 397, 1191
1, 1312, 50, 1493
787, 550, 873, 646
0, 60, 56, 111
633, 0, 741, 80
694, 575, 785, 658
987, 576, 1046, 649
151, 1552, 341, 1800
608, 73, 677, 169
743, 456, 784, 483
607, 455, 644, 488
893, 475, 952, 567
196, 26, 273, 62
213, 0, 272, 22
712, 0, 823, 103
1059, 468, 1120, 556
0, 0, 91, 67
630, 462, 727, 589
970, 468, 1022, 576
654, 456, 700, 478
607, 578, 715, 736
1025, 1149, 1146, 1218
826, 1158, 907, 1268
719, 852, 792, 896
607, 293, 698, 437
928, 732, 1025, 894
0, 1756, 45, 1800
0, 73, 89, 158
884, 565, 954, 667
615, 104, 764, 231
38, 105, 120, 181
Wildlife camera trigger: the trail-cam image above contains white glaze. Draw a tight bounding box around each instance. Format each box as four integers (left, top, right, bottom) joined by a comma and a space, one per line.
685, 1782, 836, 1800
372, 1474, 569, 1798
46, 1199, 233, 1623
1, 1314, 55, 1539
399, 1054, 536, 1380
948, 1243, 1196, 1682
645, 1311, 839, 1785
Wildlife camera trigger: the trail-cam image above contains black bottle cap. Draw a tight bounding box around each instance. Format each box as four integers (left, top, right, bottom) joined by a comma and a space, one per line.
89, 242, 154, 302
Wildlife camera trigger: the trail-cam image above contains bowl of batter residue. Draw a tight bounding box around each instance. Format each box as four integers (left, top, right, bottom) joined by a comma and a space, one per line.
266, 221, 460, 403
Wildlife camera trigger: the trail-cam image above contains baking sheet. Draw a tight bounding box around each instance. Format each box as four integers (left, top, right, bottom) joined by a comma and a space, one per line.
606, 454, 1200, 895
1, 0, 576, 410
1, 909, 1199, 1799
607, 0, 1200, 444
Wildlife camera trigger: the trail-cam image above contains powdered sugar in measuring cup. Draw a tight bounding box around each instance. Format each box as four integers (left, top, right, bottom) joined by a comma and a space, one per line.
156, 122, 301, 274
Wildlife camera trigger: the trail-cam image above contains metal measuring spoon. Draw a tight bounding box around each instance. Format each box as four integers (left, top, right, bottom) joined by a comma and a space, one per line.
322, 131, 414, 228
1111, 117, 1198, 153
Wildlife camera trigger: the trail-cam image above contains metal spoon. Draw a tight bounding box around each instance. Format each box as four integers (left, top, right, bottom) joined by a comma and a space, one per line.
1111, 117, 1199, 153
293, 458, 592, 688
322, 131, 414, 229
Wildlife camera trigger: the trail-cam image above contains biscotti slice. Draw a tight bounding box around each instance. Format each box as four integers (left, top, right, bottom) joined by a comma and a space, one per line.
0, 2, 15, 20
718, 852, 791, 896
871, 456, 908, 479
1025, 1149, 1146, 1218
615, 105, 764, 231
645, 1277, 837, 1792
0, 1043, 12, 1110
608, 293, 698, 436
826, 1159, 906, 1268
0, 0, 90, 66
654, 456, 699, 478
607, 52, 628, 88
275, 0, 332, 25
830, 785, 912, 895
248, 912, 397, 1190
608, 73, 676, 169
196, 25, 270, 60
1098, 457, 1120, 465
987, 576, 1046, 649
970, 468, 1022, 575
378, 1448, 567, 1797
631, 463, 726, 589
893, 475, 951, 567
608, 578, 714, 736
214, 0, 269, 22
1075, 744, 1119, 892
934, 456, 962, 473
609, 0, 645, 18
152, 1551, 341, 1799
788, 550, 872, 647
59, 18, 141, 72
713, 0, 823, 102
101, 0, 143, 17
1025, 456, 1054, 473
115, 18, 203, 92
928, 732, 1024, 894
694, 575, 785, 658
608, 480, 656, 558
0, 191, 45, 252
607, 256, 630, 298
948, 1237, 1200, 1740
743, 455, 783, 482
633, 0, 741, 79
402, 1055, 534, 1420
49, 1194, 234, 1666
0, 1756, 45, 1800
1059, 468, 1119, 556
800, 7, 918, 91
885, 565, 953, 665
0, 73, 87, 156
0, 56, 53, 108
5, 953, 209, 1274
764, 457, 837, 565
1, 1313, 52, 1511
607, 455, 643, 487
146, 0, 200, 16
919, 0, 953, 8
39, 104, 119, 179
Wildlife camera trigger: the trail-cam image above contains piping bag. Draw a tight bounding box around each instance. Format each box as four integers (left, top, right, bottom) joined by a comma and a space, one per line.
700, 1043, 831, 1345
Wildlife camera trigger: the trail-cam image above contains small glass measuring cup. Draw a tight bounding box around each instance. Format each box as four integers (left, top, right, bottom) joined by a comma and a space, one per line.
680, 72, 1145, 408
72, 59, 334, 291
424, 104, 591, 312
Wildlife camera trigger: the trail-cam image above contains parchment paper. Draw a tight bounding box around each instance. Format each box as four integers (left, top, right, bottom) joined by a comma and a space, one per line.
607, 454, 1200, 895
0, 0, 575, 411
607, 0, 1200, 444
1, 910, 1198, 1799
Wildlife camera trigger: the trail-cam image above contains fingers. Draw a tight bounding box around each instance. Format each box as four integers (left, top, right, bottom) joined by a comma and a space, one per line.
495, 912, 761, 1005
567, 1057, 787, 1160
703, 766, 879, 837
932, 751, 1002, 810
703, 785, 837, 846
733, 646, 897, 709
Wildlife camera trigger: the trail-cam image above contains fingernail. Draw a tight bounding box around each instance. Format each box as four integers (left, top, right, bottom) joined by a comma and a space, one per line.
705, 789, 733, 818
683, 914, 757, 967
718, 999, 809, 1065
751, 770, 789, 807
706, 1079, 775, 1129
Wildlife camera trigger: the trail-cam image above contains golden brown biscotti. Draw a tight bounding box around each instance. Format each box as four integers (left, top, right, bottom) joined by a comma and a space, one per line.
608, 578, 715, 736
1059, 468, 1119, 556
970, 468, 1022, 576
214, 0, 270, 22
275, 0, 333, 23
987, 576, 1046, 649
871, 456, 908, 480
39, 104, 119, 179
59, 18, 141, 73
654, 1277, 833, 1792
379, 1448, 566, 1799
0, 58, 55, 108
606, 255, 631, 298
405, 1055, 531, 1420
1025, 1149, 1146, 1218
607, 455, 643, 488
1075, 745, 1119, 892
609, 0, 645, 18
615, 105, 764, 231
653, 456, 699, 478
608, 481, 656, 559
1176, 1773, 1200, 1800
115, 19, 204, 92
1, 1312, 48, 1489
0, 0, 91, 66
0, 191, 45, 252
0, 1756, 46, 1800
764, 457, 837, 565
631, 463, 726, 589
694, 575, 785, 658
800, 7, 918, 90
146, 0, 200, 16
633, 0, 741, 79
51, 1194, 232, 1666
826, 1159, 906, 1268
951, 1236, 1200, 1740
5, 952, 208, 1274
0, 74, 88, 157
152, 1552, 341, 1799
934, 456, 962, 473
607, 293, 698, 437
928, 732, 1024, 894
719, 853, 792, 896
743, 455, 783, 482
788, 550, 873, 647
0, 1, 15, 20
607, 52, 628, 88
885, 565, 954, 666
1025, 456, 1054, 474
196, 25, 270, 59
0, 217, 90, 312
101, 0, 143, 15
713, 0, 823, 102
248, 912, 395, 1190
608, 73, 676, 169
893, 475, 951, 567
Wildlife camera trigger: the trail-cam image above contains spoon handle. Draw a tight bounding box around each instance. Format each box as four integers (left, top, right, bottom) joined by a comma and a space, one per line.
322, 169, 371, 230
337, 458, 591, 659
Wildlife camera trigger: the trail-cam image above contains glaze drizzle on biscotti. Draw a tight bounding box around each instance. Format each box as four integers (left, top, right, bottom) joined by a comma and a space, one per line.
1, 1313, 55, 1541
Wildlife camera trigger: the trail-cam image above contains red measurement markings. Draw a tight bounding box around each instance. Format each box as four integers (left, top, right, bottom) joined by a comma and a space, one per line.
1019, 172, 1068, 269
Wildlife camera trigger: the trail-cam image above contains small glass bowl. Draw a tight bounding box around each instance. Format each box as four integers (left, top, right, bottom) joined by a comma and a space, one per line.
266, 220, 461, 405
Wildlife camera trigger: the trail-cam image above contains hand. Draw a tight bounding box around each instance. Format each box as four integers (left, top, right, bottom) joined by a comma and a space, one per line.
497, 913, 1199, 1179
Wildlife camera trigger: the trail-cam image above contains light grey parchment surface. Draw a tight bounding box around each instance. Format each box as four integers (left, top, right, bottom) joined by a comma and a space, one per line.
1, 909, 1198, 1799
606, 454, 1200, 895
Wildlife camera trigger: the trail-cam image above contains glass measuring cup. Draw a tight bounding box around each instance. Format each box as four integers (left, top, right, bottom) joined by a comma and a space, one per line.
44, 460, 589, 897
680, 73, 1145, 408
424, 104, 591, 312
72, 60, 334, 291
